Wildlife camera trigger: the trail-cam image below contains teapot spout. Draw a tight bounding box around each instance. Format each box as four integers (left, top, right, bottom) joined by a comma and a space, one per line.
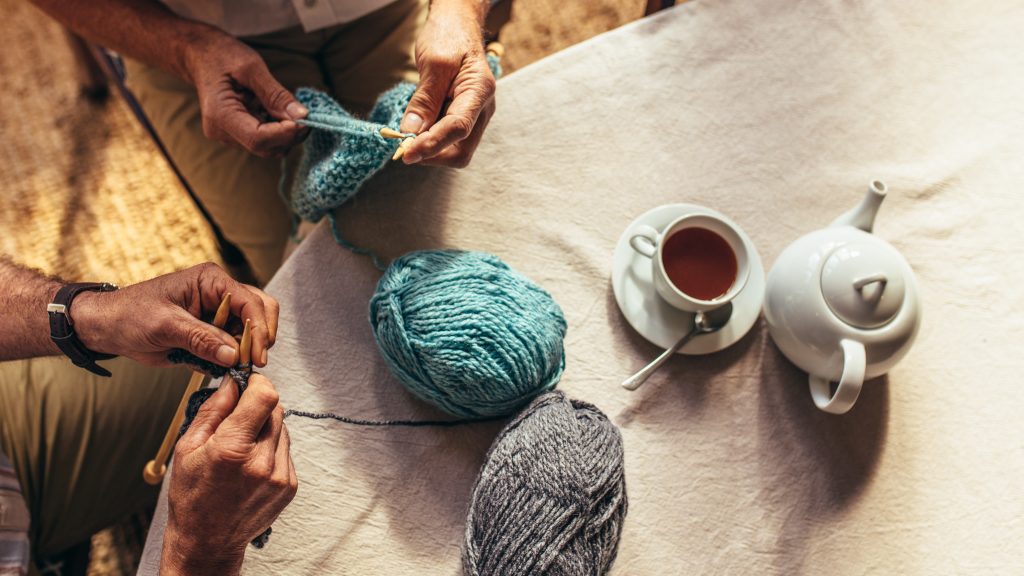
831, 180, 887, 232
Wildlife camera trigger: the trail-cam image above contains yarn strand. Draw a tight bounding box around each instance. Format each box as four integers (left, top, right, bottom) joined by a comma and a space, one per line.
282, 409, 501, 427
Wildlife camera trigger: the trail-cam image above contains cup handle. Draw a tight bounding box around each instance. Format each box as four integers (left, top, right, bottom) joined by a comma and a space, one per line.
629, 224, 660, 259
808, 339, 865, 415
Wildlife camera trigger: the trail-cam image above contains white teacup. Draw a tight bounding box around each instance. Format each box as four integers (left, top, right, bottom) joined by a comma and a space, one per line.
629, 213, 751, 312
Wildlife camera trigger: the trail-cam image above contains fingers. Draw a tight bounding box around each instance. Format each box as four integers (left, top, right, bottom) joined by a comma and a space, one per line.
177, 378, 241, 455
214, 108, 307, 158
247, 285, 280, 350
194, 263, 279, 367
219, 374, 280, 446
418, 98, 494, 168
252, 403, 285, 473
157, 308, 239, 367
236, 61, 308, 123
403, 59, 495, 165
401, 58, 458, 135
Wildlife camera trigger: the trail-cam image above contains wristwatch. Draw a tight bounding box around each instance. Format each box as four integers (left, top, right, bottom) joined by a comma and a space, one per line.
47, 282, 119, 377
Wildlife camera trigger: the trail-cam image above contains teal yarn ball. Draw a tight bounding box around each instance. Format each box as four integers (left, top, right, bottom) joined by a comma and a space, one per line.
369, 250, 567, 418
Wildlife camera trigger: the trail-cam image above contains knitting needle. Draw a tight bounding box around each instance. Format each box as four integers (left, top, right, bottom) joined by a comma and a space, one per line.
239, 318, 252, 366
143, 293, 233, 485
379, 127, 417, 162
389, 139, 413, 162
485, 42, 504, 59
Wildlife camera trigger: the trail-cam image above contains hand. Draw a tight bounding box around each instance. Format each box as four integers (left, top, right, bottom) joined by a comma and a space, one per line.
399, 2, 496, 168
185, 33, 309, 158
72, 262, 279, 368
161, 374, 296, 576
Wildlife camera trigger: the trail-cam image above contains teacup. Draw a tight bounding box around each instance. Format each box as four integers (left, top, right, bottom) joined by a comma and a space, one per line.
629, 213, 750, 312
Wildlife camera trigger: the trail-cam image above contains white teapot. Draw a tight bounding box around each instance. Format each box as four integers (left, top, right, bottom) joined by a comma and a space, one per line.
763, 181, 921, 414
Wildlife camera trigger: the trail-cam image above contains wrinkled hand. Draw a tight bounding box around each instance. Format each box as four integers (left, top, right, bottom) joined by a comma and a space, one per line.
162, 374, 296, 576
399, 4, 496, 168
185, 34, 308, 158
72, 262, 279, 368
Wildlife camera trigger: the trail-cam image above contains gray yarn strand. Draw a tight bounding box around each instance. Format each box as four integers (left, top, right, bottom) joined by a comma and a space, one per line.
464, 391, 628, 575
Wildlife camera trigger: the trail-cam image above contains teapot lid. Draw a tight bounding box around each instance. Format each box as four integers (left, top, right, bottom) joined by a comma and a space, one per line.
820, 241, 906, 329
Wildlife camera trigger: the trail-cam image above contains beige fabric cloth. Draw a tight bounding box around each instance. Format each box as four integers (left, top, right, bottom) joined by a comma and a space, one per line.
141, 0, 1024, 573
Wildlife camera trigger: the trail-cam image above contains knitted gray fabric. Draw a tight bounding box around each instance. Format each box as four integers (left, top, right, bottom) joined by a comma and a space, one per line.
463, 391, 628, 575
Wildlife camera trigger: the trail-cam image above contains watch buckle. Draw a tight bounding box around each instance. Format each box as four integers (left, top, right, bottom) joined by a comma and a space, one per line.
47, 303, 70, 324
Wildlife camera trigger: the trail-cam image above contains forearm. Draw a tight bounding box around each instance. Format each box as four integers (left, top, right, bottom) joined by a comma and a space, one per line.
29, 0, 227, 83
0, 257, 63, 360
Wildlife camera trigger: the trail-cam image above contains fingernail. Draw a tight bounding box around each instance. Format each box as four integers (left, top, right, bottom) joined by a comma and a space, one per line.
286, 102, 308, 120
216, 345, 237, 366
404, 151, 422, 164
261, 349, 268, 366
401, 113, 423, 134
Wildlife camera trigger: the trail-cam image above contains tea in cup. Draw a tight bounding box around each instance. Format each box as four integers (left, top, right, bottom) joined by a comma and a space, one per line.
629, 213, 750, 312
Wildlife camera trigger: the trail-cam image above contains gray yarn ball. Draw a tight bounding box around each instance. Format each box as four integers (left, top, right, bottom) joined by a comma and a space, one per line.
464, 391, 628, 575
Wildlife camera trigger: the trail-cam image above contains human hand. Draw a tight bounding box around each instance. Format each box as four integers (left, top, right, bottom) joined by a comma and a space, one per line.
399, 1, 496, 168
185, 33, 309, 158
72, 262, 279, 368
161, 374, 296, 576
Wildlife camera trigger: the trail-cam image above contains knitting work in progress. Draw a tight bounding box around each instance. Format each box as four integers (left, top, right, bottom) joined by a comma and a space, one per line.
370, 250, 568, 418
464, 391, 628, 576
287, 51, 502, 225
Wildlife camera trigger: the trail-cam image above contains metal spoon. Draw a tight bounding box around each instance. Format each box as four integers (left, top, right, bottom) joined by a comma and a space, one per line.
621, 302, 734, 391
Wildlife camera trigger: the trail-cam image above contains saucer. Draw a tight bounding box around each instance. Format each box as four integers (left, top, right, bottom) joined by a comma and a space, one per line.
611, 204, 765, 355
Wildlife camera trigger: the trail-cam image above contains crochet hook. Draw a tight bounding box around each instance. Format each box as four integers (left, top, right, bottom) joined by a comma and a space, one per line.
143, 293, 232, 485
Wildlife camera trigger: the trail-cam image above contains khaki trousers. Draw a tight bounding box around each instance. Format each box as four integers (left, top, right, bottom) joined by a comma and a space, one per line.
0, 357, 190, 562
125, 0, 426, 285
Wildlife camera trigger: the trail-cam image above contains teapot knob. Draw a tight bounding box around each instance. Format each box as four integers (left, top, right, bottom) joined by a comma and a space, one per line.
853, 273, 887, 291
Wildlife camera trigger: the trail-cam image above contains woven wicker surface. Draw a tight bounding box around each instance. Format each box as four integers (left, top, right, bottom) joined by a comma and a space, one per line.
0, 0, 647, 574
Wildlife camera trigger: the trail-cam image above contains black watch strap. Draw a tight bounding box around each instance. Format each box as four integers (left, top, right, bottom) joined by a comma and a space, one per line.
47, 282, 119, 377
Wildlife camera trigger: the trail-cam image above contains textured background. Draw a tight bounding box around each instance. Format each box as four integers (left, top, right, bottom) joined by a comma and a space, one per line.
0, 0, 651, 573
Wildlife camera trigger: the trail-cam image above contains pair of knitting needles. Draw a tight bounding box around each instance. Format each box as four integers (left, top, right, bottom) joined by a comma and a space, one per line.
378, 42, 505, 162
142, 293, 253, 485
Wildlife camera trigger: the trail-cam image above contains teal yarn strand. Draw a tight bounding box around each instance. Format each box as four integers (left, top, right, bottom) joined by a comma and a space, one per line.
369, 250, 567, 418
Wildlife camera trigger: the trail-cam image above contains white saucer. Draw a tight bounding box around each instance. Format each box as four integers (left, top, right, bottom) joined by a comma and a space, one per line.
611, 204, 765, 355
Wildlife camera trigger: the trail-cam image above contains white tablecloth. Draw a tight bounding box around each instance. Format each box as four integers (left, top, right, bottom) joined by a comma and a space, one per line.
141, 0, 1024, 573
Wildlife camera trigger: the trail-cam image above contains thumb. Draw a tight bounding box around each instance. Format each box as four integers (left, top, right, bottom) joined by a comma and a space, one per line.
401, 63, 456, 134
160, 309, 239, 367
176, 378, 240, 454
239, 62, 308, 121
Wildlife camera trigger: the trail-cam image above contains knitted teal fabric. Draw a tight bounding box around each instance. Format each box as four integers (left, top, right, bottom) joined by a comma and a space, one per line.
288, 53, 502, 223
369, 250, 567, 418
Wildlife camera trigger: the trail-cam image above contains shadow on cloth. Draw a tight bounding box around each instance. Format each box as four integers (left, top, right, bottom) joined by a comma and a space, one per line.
330, 163, 460, 264
612, 291, 764, 428
282, 164, 508, 562
754, 335, 889, 573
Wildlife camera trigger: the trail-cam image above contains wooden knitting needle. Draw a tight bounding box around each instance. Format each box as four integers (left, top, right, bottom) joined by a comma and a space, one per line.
143, 293, 232, 485
239, 318, 252, 366
485, 42, 504, 59
392, 138, 414, 161
379, 127, 417, 162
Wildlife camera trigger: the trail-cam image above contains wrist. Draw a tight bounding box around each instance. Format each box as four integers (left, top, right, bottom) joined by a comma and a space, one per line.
429, 0, 487, 28
162, 524, 244, 576
68, 290, 114, 355
176, 24, 234, 85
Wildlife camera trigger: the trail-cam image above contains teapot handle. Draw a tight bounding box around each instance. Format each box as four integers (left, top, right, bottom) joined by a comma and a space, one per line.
808, 339, 865, 415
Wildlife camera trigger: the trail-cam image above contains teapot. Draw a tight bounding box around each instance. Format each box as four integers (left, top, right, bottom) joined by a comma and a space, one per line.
763, 181, 921, 414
